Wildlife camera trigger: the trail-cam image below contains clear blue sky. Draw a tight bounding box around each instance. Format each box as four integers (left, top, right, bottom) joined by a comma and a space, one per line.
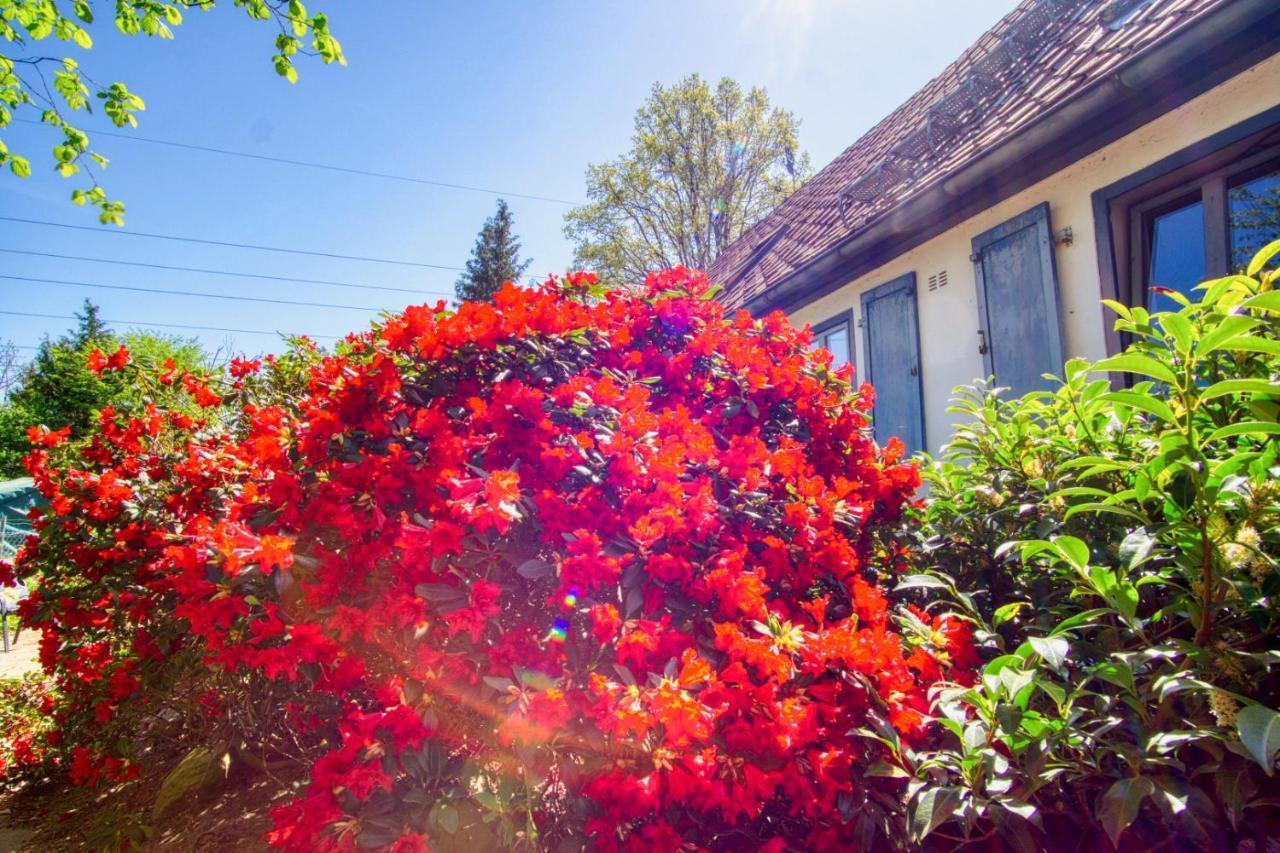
1, 0, 1017, 360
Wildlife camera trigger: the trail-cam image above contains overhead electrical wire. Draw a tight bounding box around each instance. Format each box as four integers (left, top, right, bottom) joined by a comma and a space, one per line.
0, 247, 454, 297
0, 216, 465, 270
0, 273, 385, 311
0, 309, 341, 340
14, 117, 580, 206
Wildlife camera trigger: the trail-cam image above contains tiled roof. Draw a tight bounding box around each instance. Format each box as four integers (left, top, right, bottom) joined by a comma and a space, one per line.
710, 0, 1223, 309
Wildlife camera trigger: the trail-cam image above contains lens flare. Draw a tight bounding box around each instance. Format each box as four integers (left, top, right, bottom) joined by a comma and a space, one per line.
547, 617, 569, 644
562, 587, 579, 608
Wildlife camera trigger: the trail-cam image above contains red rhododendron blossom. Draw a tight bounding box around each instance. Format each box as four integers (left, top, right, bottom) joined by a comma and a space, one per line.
9, 268, 971, 851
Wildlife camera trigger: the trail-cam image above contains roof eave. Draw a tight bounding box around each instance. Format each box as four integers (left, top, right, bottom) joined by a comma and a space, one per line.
743, 0, 1280, 317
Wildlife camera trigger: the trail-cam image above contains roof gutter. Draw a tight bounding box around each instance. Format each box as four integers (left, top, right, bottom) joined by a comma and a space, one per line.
745, 0, 1280, 316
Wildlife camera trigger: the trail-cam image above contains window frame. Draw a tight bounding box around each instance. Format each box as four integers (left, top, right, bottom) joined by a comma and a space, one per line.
1092, 106, 1280, 355
809, 309, 855, 375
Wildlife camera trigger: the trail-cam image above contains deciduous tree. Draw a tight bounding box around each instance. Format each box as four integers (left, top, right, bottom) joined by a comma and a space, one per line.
564, 74, 811, 284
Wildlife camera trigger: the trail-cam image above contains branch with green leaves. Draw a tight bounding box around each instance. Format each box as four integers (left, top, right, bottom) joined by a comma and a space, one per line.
0, 0, 344, 224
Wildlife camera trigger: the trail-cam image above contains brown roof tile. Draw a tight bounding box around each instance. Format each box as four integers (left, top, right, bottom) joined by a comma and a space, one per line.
710, 0, 1224, 309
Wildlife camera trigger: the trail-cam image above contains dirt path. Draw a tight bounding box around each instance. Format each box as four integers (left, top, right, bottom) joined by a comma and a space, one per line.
1, 629, 41, 852
0, 629, 40, 682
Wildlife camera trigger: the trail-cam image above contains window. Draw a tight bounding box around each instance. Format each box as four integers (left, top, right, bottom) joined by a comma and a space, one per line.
1104, 120, 1280, 313
1229, 164, 1280, 271
1145, 195, 1205, 310
808, 310, 853, 371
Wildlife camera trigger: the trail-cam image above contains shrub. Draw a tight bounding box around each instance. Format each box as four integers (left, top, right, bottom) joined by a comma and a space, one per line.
902, 244, 1280, 850
10, 269, 971, 850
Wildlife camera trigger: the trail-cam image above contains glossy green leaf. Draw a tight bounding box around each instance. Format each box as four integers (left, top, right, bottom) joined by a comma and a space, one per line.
908, 786, 963, 842
992, 601, 1028, 628
1246, 239, 1280, 276
1029, 636, 1068, 670
1099, 391, 1176, 424
1236, 704, 1280, 775
1202, 421, 1280, 444
1158, 312, 1195, 354
1198, 314, 1261, 353
1098, 776, 1153, 847
1052, 535, 1090, 570
1200, 379, 1280, 401
1093, 354, 1177, 385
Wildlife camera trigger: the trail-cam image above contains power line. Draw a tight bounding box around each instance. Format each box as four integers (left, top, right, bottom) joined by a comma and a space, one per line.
0, 216, 465, 271
0, 309, 340, 340
14, 117, 580, 206
0, 248, 454, 297
0, 273, 386, 311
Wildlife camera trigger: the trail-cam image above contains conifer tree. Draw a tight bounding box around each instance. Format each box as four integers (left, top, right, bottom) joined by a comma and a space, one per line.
455, 199, 533, 303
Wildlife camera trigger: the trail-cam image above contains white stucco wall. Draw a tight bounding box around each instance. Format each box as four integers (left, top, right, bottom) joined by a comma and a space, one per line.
789, 51, 1280, 454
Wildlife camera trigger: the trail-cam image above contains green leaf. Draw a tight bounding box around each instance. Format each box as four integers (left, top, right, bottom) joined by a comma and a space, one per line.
515, 558, 553, 579
1092, 661, 1135, 693
431, 802, 460, 834
1158, 312, 1195, 354
1241, 290, 1280, 313
1246, 239, 1280, 276
990, 800, 1040, 853
1200, 379, 1280, 401
1236, 704, 1280, 775
894, 574, 951, 592
1099, 391, 1176, 424
1098, 777, 1153, 847
1215, 335, 1280, 357
1118, 529, 1155, 569
151, 746, 225, 822
1052, 535, 1090, 570
1029, 636, 1068, 670
273, 54, 298, 84
1203, 421, 1280, 444
908, 786, 964, 842
1049, 608, 1113, 635
415, 583, 466, 603
1064, 502, 1148, 523
1198, 314, 1261, 353
992, 602, 1027, 628
1093, 354, 1177, 385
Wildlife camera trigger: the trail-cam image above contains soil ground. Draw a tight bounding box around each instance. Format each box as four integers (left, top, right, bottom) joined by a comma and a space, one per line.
1, 631, 297, 852
0, 755, 301, 852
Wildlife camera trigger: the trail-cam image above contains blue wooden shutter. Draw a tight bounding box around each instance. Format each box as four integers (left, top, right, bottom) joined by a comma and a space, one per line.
971, 202, 1065, 398
860, 273, 925, 453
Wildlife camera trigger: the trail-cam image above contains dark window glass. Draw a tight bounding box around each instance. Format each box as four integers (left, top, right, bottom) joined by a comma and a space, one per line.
1148, 200, 1205, 310
1229, 168, 1280, 271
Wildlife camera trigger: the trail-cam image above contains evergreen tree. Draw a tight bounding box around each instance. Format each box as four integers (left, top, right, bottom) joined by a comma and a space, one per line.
72, 299, 111, 348
455, 199, 533, 303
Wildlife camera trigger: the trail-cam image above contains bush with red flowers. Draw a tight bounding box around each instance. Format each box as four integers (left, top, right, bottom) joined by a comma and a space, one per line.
9, 268, 976, 850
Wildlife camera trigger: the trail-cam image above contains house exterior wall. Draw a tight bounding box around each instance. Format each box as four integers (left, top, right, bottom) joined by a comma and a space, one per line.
787, 51, 1280, 454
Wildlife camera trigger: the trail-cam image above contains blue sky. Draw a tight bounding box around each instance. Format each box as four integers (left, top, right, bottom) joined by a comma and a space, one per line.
1, 0, 1018, 359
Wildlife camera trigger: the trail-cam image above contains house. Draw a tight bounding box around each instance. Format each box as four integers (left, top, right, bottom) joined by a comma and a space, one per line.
709, 0, 1280, 454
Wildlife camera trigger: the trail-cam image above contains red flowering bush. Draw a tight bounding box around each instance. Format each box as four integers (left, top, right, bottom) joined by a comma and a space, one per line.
11, 268, 975, 850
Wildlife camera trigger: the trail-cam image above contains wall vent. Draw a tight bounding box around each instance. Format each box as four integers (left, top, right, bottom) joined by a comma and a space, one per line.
927, 270, 949, 292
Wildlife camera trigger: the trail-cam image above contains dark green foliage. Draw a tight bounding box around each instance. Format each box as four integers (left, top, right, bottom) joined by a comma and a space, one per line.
454, 199, 532, 303
897, 242, 1280, 851
0, 302, 208, 478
